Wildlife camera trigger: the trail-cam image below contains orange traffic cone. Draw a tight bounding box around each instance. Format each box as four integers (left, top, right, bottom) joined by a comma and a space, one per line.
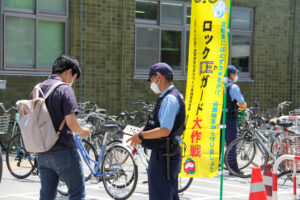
249, 166, 267, 200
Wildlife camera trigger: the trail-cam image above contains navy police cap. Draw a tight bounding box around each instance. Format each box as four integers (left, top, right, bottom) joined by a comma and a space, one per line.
227, 65, 239, 76
147, 62, 173, 82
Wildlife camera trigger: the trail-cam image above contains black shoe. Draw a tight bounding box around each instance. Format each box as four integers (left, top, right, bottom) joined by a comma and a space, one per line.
229, 170, 243, 176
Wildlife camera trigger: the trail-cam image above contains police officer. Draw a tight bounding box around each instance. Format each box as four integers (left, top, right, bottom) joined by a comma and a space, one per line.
127, 62, 185, 200
225, 65, 247, 174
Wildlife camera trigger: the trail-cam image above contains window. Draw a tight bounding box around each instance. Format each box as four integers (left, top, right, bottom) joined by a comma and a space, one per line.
135, 3, 254, 80
161, 30, 182, 71
230, 7, 253, 79
136, 27, 159, 71
0, 0, 68, 74
135, 0, 190, 79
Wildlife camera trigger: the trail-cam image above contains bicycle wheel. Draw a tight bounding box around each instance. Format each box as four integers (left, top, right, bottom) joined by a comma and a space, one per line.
6, 133, 36, 179
278, 169, 300, 188
178, 177, 193, 193
0, 147, 2, 183
271, 132, 285, 156
101, 144, 138, 200
225, 138, 268, 178
57, 139, 98, 196
57, 178, 68, 196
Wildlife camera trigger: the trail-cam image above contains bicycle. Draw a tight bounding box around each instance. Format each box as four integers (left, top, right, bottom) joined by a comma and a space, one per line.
224, 119, 292, 178
4, 102, 38, 179
58, 128, 138, 199
6, 132, 37, 179
117, 99, 154, 127
0, 102, 12, 183
0, 103, 36, 179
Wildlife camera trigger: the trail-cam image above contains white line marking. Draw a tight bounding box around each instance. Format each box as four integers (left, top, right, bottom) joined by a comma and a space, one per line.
191, 178, 250, 190
0, 192, 39, 199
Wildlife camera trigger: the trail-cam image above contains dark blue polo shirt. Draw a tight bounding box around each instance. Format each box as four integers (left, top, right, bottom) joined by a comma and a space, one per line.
31, 75, 79, 148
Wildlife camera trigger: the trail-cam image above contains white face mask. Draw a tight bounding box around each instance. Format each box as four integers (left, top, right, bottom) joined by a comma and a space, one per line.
234, 75, 239, 82
67, 72, 74, 86
150, 77, 161, 94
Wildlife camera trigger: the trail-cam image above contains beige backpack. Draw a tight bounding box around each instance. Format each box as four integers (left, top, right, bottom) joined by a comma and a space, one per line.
16, 81, 66, 153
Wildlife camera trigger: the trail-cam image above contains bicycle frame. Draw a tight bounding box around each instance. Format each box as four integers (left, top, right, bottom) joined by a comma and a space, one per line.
129, 145, 149, 170
11, 113, 19, 137
74, 134, 130, 179
74, 134, 115, 177
16, 146, 35, 161
250, 126, 280, 162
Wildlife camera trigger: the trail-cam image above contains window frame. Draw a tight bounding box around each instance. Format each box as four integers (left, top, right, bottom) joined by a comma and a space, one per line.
134, 0, 190, 80
135, 3, 254, 81
0, 0, 3, 71
0, 0, 69, 75
230, 6, 254, 81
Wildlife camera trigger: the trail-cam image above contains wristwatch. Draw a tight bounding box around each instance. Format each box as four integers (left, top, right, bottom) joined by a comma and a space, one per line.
138, 131, 144, 140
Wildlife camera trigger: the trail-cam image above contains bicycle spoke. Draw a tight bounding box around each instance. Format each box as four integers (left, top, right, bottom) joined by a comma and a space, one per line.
102, 145, 138, 200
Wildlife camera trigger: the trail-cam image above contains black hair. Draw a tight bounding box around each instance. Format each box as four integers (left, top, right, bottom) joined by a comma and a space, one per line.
227, 70, 237, 77
52, 55, 81, 79
164, 74, 173, 82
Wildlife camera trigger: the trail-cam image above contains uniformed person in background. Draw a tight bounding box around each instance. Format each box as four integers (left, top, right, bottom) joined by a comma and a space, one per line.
127, 62, 185, 200
225, 65, 247, 174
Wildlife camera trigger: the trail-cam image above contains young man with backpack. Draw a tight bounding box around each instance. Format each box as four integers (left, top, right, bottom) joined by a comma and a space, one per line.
127, 62, 185, 200
33, 55, 90, 200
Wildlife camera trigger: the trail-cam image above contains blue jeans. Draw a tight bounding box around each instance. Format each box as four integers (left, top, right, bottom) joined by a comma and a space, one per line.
37, 145, 85, 200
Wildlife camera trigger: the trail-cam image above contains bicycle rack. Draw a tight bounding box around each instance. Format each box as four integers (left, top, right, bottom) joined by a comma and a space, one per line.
272, 154, 300, 200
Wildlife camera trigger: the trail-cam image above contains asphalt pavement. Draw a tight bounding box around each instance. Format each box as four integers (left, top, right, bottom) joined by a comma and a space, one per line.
0, 154, 297, 200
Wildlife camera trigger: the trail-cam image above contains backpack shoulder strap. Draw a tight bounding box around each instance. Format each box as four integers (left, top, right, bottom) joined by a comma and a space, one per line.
44, 82, 66, 100
33, 84, 44, 99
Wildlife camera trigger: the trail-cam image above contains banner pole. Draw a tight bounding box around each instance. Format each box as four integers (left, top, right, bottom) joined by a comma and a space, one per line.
219, 75, 227, 200
220, 1, 232, 199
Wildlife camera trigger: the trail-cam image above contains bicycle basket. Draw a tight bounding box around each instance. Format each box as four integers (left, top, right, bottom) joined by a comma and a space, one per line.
0, 114, 10, 134
281, 136, 300, 169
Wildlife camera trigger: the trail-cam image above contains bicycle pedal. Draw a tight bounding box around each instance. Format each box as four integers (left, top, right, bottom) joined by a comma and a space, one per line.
142, 180, 148, 184
31, 170, 39, 176
90, 177, 101, 184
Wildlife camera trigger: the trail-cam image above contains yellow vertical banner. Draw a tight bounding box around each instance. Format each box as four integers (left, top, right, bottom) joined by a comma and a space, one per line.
180, 0, 231, 178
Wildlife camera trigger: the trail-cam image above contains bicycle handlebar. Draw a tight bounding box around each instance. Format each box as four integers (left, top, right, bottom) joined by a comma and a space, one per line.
0, 103, 16, 113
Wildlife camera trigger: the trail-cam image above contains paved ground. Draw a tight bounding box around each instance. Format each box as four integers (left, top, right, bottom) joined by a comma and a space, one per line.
0, 154, 298, 200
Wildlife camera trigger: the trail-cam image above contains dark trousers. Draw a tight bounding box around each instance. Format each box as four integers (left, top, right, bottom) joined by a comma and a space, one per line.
224, 113, 239, 172
148, 149, 181, 200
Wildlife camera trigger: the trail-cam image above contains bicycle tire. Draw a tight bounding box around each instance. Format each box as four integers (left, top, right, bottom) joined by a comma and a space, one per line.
0, 147, 2, 183
270, 132, 285, 156
225, 138, 255, 178
57, 139, 98, 196
6, 133, 36, 179
178, 177, 193, 193
277, 169, 300, 187
102, 144, 138, 200
103, 144, 137, 188
225, 138, 269, 178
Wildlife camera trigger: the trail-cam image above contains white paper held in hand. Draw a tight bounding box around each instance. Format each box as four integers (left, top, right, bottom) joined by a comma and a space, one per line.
122, 125, 141, 145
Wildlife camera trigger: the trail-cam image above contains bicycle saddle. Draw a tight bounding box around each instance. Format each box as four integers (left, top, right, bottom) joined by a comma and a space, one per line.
276, 120, 293, 128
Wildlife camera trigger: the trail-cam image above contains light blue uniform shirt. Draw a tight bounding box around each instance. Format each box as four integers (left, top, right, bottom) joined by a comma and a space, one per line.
158, 85, 180, 131
228, 79, 245, 103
